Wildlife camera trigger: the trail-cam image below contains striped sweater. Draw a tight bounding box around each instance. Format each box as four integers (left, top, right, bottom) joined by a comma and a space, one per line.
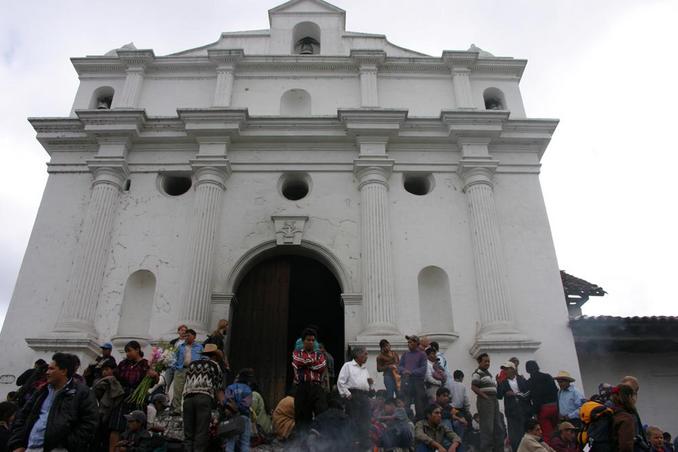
182, 358, 223, 399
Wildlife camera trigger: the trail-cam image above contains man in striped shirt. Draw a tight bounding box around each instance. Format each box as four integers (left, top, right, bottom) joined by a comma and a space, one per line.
292, 328, 327, 432
471, 353, 505, 452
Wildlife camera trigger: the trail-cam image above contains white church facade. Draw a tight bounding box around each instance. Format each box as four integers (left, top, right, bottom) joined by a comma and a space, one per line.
0, 0, 580, 404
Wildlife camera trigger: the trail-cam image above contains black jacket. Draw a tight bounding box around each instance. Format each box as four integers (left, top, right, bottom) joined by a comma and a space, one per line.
526, 371, 558, 410
8, 379, 98, 452
497, 375, 531, 418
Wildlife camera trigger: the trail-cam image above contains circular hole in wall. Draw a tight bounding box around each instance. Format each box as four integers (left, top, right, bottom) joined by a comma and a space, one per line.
160, 173, 192, 196
403, 173, 434, 196
279, 173, 311, 201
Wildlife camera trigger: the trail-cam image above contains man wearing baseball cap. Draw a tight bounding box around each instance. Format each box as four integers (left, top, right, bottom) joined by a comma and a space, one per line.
117, 410, 151, 451
554, 371, 585, 428
83, 342, 117, 387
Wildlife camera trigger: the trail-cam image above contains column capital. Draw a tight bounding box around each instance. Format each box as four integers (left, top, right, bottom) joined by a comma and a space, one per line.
354, 158, 394, 189
457, 158, 499, 190
190, 157, 231, 189
87, 157, 129, 189
208, 48, 245, 69
117, 49, 155, 70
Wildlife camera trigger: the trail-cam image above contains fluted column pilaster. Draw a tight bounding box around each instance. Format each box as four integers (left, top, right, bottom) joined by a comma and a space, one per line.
55, 160, 128, 334
460, 162, 515, 334
452, 69, 474, 108
179, 158, 230, 333
208, 49, 244, 108
351, 50, 385, 108
115, 50, 154, 108
355, 159, 399, 336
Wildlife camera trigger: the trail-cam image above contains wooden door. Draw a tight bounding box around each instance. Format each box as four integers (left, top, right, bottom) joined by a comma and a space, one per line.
230, 257, 291, 408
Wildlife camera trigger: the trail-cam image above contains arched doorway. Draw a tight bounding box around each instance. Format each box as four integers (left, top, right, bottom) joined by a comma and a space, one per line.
229, 254, 344, 407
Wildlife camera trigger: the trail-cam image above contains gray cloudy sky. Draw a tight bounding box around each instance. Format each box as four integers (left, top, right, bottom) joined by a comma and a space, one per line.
1, 0, 677, 328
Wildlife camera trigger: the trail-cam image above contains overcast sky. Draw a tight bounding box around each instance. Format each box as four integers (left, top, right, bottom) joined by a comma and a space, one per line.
1, 0, 677, 329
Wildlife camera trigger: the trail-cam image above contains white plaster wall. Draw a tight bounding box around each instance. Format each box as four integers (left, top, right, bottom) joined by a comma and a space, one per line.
231, 76, 360, 115
94, 169, 195, 341
379, 76, 455, 116
0, 171, 92, 385
213, 169, 361, 294
578, 350, 678, 431
138, 77, 216, 115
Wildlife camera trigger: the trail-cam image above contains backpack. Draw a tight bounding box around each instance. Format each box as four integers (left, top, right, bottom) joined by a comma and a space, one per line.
578, 400, 614, 452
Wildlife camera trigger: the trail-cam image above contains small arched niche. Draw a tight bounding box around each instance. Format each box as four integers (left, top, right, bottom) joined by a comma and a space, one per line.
117, 270, 156, 338
292, 22, 321, 55
280, 89, 311, 116
483, 87, 507, 111
418, 266, 455, 334
89, 86, 115, 110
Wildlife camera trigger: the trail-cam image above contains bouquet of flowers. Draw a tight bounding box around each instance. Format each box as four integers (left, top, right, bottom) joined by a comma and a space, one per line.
127, 342, 176, 405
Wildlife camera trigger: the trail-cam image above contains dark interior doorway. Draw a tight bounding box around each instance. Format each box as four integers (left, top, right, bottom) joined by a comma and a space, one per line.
229, 254, 344, 408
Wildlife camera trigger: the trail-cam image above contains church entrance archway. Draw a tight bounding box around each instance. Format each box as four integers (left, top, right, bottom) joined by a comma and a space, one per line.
229, 254, 344, 407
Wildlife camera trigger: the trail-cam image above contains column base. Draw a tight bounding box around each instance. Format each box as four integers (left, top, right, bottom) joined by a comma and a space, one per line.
358, 322, 401, 338
26, 332, 101, 360
469, 330, 541, 358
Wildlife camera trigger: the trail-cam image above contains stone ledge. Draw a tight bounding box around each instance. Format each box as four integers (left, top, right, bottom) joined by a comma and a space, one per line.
26, 334, 101, 360
469, 334, 541, 358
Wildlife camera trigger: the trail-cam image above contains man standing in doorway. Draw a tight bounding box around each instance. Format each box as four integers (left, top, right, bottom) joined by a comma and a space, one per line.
337, 345, 373, 450
292, 328, 327, 433
399, 335, 428, 420
172, 329, 203, 414
471, 353, 504, 452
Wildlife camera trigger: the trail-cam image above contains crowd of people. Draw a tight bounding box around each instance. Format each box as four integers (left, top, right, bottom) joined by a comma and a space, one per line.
0, 323, 675, 452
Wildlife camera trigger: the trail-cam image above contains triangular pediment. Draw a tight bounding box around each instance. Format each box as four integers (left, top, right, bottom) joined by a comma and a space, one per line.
269, 0, 345, 15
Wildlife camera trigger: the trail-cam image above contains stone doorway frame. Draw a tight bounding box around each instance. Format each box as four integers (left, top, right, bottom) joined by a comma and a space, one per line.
210, 239, 362, 355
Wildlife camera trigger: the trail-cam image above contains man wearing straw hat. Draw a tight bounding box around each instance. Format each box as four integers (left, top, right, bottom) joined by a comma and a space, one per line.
554, 371, 585, 429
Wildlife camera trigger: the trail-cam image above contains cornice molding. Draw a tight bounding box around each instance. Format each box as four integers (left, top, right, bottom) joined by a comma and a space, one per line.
75, 109, 147, 142
208, 48, 245, 68
350, 49, 386, 67
338, 108, 407, 137
178, 108, 249, 137
116, 49, 155, 68
71, 53, 526, 78
29, 111, 557, 160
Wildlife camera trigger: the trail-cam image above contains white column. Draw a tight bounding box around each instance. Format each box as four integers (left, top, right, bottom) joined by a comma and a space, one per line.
208, 49, 244, 108
459, 162, 516, 334
359, 65, 379, 107
351, 50, 385, 108
115, 50, 154, 108
55, 159, 128, 334
179, 158, 230, 333
213, 66, 235, 107
452, 68, 474, 109
355, 160, 399, 336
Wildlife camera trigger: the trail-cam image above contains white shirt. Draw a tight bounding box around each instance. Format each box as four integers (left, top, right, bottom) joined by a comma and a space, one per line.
507, 377, 520, 394
336, 360, 371, 397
